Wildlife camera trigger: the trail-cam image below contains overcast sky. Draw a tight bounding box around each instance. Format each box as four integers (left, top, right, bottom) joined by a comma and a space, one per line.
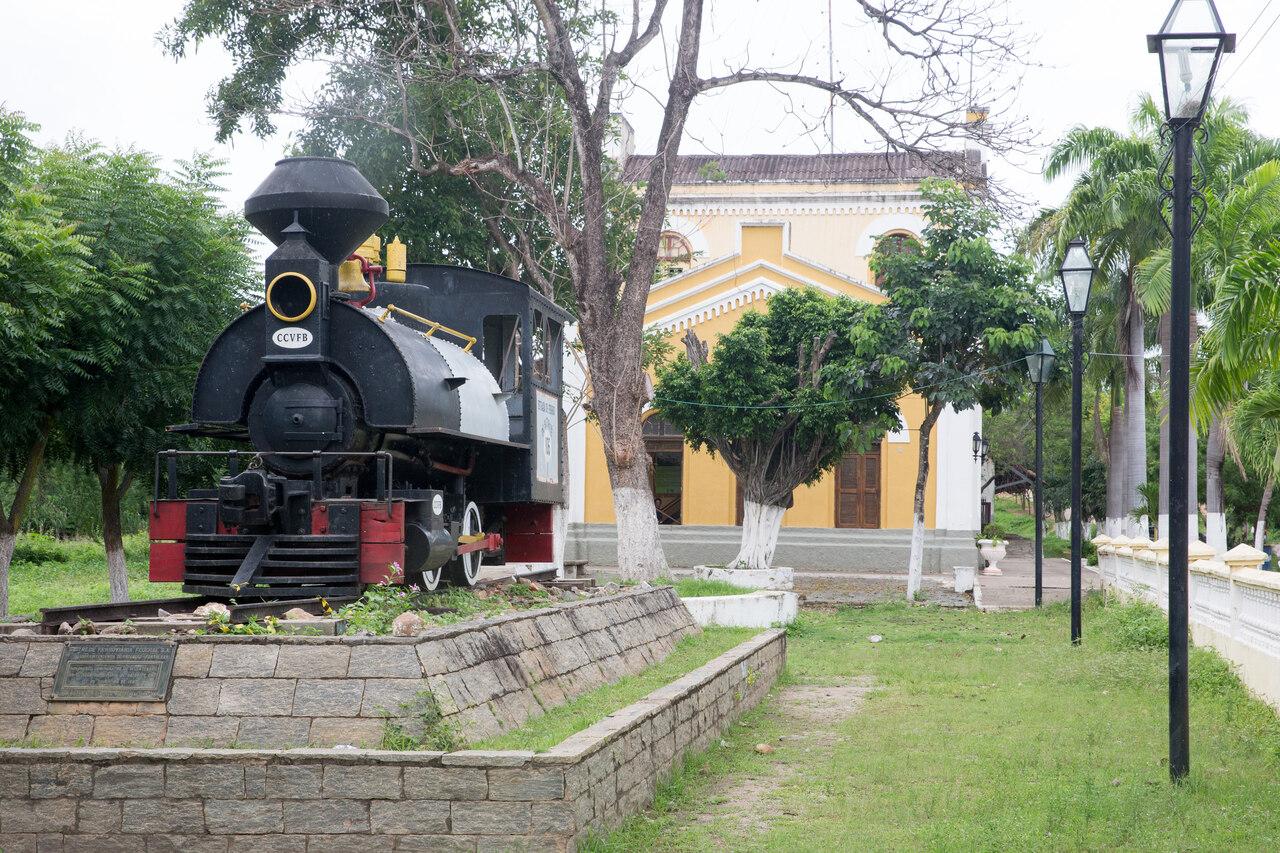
4, 1, 1279, 226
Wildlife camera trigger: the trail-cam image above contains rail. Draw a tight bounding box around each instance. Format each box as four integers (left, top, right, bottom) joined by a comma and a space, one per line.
377, 303, 477, 352
152, 449, 395, 516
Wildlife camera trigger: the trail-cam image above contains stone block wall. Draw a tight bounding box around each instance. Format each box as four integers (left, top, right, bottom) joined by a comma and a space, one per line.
0, 587, 695, 749
0, 628, 786, 852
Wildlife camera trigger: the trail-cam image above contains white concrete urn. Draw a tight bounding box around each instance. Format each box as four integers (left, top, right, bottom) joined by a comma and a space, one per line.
977, 539, 1008, 575
692, 564, 795, 591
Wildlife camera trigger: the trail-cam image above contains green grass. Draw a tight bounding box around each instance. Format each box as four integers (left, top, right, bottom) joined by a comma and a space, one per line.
591, 597, 1280, 851
994, 495, 1072, 557
472, 626, 757, 752
667, 578, 753, 598
6, 533, 181, 617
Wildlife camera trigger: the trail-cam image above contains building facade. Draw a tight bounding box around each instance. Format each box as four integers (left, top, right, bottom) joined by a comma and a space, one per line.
565, 152, 984, 572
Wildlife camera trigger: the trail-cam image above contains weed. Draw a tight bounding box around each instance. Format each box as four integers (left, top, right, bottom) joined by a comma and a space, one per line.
381, 690, 463, 751
667, 577, 750, 598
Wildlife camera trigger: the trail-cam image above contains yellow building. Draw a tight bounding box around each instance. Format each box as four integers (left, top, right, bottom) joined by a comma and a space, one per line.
565, 152, 984, 572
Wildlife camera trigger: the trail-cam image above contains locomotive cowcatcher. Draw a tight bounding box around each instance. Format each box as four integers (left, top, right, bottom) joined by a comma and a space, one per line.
149, 157, 570, 598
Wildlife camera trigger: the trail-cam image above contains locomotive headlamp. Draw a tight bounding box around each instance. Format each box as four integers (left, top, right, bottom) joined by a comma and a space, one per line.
266, 272, 318, 323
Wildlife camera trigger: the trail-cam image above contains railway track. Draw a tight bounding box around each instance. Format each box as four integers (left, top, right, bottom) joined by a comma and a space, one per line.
31, 566, 571, 634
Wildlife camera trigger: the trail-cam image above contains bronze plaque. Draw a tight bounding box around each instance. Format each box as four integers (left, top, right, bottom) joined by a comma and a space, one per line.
51, 641, 177, 702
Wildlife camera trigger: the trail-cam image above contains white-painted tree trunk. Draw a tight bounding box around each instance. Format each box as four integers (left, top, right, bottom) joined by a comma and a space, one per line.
1255, 474, 1275, 551
552, 503, 568, 571
612, 486, 667, 580
728, 501, 786, 570
1206, 512, 1227, 555
907, 513, 925, 599
0, 532, 14, 617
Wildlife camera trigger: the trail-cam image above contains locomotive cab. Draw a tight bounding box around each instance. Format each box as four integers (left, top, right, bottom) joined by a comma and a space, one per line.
149, 157, 569, 600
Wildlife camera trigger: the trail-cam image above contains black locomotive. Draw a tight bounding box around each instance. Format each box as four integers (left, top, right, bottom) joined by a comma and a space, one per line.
149, 157, 570, 598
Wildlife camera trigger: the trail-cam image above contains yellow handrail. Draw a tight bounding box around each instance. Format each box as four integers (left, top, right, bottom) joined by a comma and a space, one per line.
377, 304, 477, 352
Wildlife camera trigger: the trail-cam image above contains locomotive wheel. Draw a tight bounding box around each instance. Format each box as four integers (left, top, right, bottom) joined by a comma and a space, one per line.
419, 564, 444, 592
446, 501, 484, 587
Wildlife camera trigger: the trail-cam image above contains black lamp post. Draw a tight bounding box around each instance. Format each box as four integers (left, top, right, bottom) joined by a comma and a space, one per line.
1148, 0, 1234, 783
1060, 237, 1094, 646
1025, 338, 1056, 608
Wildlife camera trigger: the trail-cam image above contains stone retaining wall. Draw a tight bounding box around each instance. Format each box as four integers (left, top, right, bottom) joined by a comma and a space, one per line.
0, 629, 786, 852
0, 587, 694, 749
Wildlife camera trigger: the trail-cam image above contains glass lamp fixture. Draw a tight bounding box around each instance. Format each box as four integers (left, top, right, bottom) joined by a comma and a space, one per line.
1026, 338, 1057, 385
1059, 237, 1095, 316
1147, 0, 1235, 124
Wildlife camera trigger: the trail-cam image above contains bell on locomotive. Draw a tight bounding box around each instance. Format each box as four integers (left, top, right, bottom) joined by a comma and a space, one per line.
150, 157, 570, 600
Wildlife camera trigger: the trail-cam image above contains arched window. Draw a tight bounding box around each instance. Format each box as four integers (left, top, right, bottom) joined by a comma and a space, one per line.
660, 230, 691, 263
872, 230, 918, 286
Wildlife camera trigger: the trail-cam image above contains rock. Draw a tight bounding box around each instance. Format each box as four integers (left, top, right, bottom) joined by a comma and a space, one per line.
868, 635, 883, 644
557, 590, 579, 603
637, 580, 652, 590
57, 622, 74, 635
101, 623, 137, 635
603, 582, 620, 595
754, 743, 775, 755
10, 627, 36, 636
392, 611, 426, 637
282, 607, 320, 621
156, 608, 172, 618
194, 602, 231, 620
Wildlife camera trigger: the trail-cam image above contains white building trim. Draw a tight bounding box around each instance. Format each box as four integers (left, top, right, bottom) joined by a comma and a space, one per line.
646, 278, 788, 333
563, 324, 588, 524
934, 404, 982, 532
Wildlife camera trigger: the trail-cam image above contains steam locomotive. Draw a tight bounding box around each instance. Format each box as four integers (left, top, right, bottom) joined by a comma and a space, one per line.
148, 157, 570, 598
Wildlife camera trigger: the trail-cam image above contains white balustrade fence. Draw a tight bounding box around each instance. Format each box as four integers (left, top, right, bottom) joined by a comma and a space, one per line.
1094, 534, 1280, 709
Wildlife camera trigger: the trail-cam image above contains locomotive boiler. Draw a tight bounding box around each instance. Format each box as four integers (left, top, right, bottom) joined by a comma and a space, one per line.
148, 157, 570, 598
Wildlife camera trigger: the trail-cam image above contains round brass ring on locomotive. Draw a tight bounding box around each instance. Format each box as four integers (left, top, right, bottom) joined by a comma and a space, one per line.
265, 271, 318, 322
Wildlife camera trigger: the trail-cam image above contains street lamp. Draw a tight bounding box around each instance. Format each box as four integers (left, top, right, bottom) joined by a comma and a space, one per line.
1060, 237, 1094, 646
1148, 0, 1234, 784
1025, 338, 1056, 608
971, 432, 989, 462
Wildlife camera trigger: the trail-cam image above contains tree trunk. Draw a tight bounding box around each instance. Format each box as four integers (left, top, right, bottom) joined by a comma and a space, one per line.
97, 463, 133, 604
0, 419, 54, 617
1105, 386, 1126, 537
1123, 282, 1147, 537
1158, 310, 1170, 539
1205, 415, 1227, 554
1255, 472, 1275, 550
728, 500, 787, 570
907, 402, 944, 600
605, 449, 668, 580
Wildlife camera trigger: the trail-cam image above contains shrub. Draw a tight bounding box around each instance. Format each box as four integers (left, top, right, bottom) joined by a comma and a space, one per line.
381, 690, 463, 751
979, 522, 1007, 542
1105, 600, 1168, 651
11, 533, 69, 565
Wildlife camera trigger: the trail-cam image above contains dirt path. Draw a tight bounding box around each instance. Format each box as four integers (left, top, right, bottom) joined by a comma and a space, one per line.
690, 677, 874, 845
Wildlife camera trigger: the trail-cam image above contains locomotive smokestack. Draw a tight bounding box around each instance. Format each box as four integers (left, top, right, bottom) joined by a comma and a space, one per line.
244, 157, 389, 265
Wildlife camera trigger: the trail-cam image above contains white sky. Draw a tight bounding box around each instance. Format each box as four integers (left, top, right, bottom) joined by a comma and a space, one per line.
3, 0, 1278, 226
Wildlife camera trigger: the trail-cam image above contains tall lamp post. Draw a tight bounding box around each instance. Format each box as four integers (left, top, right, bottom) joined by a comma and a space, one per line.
1060, 238, 1094, 645
1147, 0, 1234, 782
1025, 338, 1056, 608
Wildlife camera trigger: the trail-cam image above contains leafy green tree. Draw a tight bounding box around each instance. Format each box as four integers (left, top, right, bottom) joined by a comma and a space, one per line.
164, 0, 1032, 580
0, 110, 93, 615
35, 145, 253, 601
653, 289, 909, 570
871, 179, 1049, 598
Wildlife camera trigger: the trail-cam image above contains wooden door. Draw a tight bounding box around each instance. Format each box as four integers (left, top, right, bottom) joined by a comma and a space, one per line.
836, 451, 881, 528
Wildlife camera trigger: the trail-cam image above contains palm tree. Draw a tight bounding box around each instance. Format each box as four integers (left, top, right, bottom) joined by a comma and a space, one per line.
1038, 97, 1168, 538
1140, 110, 1280, 550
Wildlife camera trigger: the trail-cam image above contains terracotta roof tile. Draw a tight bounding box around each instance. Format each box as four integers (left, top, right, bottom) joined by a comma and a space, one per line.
622, 150, 983, 184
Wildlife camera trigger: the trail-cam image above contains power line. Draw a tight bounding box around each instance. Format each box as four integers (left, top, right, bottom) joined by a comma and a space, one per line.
1221, 1, 1280, 88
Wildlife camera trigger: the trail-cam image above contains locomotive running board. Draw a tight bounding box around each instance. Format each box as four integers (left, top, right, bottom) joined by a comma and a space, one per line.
228, 534, 277, 593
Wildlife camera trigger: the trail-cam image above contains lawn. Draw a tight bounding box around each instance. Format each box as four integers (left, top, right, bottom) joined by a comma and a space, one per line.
993, 494, 1073, 558
5, 533, 180, 617
473, 625, 757, 752
593, 597, 1280, 851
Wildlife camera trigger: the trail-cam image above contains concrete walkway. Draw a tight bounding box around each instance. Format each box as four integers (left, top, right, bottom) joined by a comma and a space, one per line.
974, 537, 1102, 611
